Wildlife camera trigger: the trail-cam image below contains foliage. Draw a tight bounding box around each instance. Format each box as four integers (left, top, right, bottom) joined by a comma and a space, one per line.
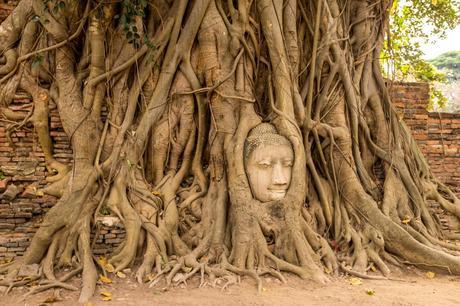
430, 51, 460, 112
383, 0, 459, 108
430, 51, 460, 80
118, 0, 147, 48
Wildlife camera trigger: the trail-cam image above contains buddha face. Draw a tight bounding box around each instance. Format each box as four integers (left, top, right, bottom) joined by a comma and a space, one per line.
245, 143, 294, 202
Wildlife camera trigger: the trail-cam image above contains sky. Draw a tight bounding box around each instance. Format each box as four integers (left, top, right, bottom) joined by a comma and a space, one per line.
421, 24, 460, 60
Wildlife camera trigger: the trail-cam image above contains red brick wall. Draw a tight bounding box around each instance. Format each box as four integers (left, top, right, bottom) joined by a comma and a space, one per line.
0, 98, 125, 259
426, 113, 460, 192
389, 82, 460, 193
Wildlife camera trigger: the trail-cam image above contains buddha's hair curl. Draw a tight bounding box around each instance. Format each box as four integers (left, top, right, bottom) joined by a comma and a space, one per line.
244, 123, 292, 160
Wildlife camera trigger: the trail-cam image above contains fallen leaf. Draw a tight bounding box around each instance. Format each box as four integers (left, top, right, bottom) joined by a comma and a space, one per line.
105, 263, 115, 273
349, 277, 363, 286
401, 217, 411, 224
100, 291, 112, 301
98, 256, 108, 266
366, 288, 375, 296
152, 190, 161, 196
85, 303, 93, 306
116, 271, 126, 279
324, 267, 332, 274
99, 275, 112, 284
426, 271, 435, 279
370, 265, 377, 272
262, 287, 267, 292
455, 242, 460, 247
36, 190, 44, 197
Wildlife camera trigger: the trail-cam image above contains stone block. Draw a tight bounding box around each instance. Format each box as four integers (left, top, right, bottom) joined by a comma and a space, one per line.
1, 184, 23, 201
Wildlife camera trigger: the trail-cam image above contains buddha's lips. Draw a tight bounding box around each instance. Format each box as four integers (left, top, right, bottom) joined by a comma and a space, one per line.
268, 191, 286, 201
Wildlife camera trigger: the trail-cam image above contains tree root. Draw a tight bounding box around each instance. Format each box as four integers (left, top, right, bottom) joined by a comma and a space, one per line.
339, 262, 410, 282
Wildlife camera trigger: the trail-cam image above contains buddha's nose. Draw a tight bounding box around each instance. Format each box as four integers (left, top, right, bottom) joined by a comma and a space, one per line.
272, 163, 288, 185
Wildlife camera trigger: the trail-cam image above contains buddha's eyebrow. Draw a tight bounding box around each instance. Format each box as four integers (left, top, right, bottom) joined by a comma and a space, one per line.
258, 159, 271, 163
257, 159, 271, 164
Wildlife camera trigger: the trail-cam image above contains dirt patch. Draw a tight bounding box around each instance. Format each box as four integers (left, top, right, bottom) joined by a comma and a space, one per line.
2, 267, 460, 306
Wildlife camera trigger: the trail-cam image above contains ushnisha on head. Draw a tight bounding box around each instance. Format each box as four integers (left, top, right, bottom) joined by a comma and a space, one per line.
244, 123, 294, 202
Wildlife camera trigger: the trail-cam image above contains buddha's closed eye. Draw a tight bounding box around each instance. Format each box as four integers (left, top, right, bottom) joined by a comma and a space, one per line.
257, 161, 271, 168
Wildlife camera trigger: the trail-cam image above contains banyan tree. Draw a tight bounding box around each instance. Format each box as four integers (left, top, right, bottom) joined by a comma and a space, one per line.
1, 0, 460, 303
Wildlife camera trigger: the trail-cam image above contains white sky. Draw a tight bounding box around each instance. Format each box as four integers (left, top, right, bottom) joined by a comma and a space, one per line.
421, 25, 460, 60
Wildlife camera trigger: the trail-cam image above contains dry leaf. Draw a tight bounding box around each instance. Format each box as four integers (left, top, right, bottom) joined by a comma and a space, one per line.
100, 291, 112, 301
262, 287, 267, 292
324, 267, 332, 274
401, 217, 411, 224
366, 289, 375, 296
98, 256, 108, 266
116, 271, 126, 279
36, 190, 44, 197
97, 256, 115, 272
349, 277, 363, 285
426, 271, 435, 279
370, 265, 377, 272
152, 190, 161, 196
85, 303, 93, 306
105, 263, 115, 273
455, 242, 460, 247
99, 275, 112, 284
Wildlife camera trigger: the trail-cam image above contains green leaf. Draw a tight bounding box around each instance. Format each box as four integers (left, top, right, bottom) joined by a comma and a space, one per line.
32, 55, 44, 68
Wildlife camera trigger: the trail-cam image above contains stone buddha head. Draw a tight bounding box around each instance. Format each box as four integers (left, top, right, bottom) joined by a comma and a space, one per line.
244, 123, 294, 202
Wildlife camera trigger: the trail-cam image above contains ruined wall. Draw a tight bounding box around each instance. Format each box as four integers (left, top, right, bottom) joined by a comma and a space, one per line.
0, 2, 122, 260
0, 97, 125, 259
390, 82, 460, 193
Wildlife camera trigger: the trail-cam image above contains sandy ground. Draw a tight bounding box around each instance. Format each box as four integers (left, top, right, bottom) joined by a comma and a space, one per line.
3, 266, 460, 306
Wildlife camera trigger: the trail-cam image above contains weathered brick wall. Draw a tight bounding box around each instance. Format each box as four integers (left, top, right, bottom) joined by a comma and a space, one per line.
0, 97, 58, 258
0, 2, 125, 260
0, 97, 125, 259
389, 82, 460, 193
426, 112, 460, 192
